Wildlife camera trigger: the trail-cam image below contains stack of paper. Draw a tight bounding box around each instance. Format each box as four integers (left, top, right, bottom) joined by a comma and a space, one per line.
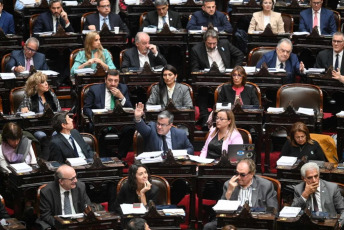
58, 213, 84, 219
74, 68, 94, 74
123, 108, 134, 112
63, 1, 78, 6
293, 32, 310, 36
188, 30, 203, 34
146, 105, 162, 111
9, 163, 33, 173
189, 155, 214, 164
279, 206, 301, 217
297, 107, 314, 116
277, 156, 298, 166
120, 203, 147, 214
216, 103, 231, 110
66, 158, 87, 166
243, 66, 256, 73
306, 68, 325, 73
136, 151, 163, 164
212, 200, 240, 212
0, 73, 16, 79
162, 209, 185, 216
267, 107, 284, 113
40, 70, 59, 75
268, 68, 286, 73
141, 156, 163, 164
169, 0, 183, 4
143, 27, 157, 33
20, 111, 36, 117
92, 109, 108, 113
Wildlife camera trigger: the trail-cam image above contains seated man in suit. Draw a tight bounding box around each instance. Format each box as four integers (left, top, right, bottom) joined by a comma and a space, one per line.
5, 37, 49, 73
49, 112, 94, 163
204, 158, 278, 230
141, 0, 182, 31
38, 164, 91, 229
83, 69, 134, 158
134, 102, 194, 155
0, 0, 14, 34
299, 0, 336, 35
256, 38, 305, 84
292, 162, 344, 227
186, 0, 232, 33
84, 0, 129, 34
122, 32, 167, 70
33, 0, 74, 33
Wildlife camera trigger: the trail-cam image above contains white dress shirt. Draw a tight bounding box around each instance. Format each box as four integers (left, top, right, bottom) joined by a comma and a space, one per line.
158, 12, 170, 29
105, 89, 126, 109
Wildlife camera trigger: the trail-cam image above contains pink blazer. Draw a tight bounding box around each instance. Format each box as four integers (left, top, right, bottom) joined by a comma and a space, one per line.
248, 11, 285, 34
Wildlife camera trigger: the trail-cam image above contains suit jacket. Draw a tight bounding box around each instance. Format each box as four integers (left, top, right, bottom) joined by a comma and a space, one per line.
141, 10, 182, 30
221, 175, 278, 210
33, 11, 74, 33
121, 46, 167, 70
5, 50, 49, 72
48, 129, 94, 163
218, 84, 259, 106
190, 39, 244, 72
135, 120, 194, 155
146, 83, 193, 109
84, 12, 129, 34
39, 181, 91, 228
256, 50, 300, 84
292, 179, 344, 225
248, 11, 284, 34
186, 10, 232, 33
83, 83, 132, 120
0, 11, 15, 34
299, 8, 337, 35
315, 49, 344, 75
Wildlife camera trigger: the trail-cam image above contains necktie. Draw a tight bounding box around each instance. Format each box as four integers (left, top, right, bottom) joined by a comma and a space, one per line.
64, 191, 72, 214
110, 93, 115, 110
69, 136, 79, 157
312, 193, 319, 212
162, 135, 168, 152
103, 17, 108, 28
335, 54, 339, 70
162, 16, 167, 24
279, 62, 284, 69
55, 16, 59, 31
313, 11, 318, 28
26, 58, 31, 71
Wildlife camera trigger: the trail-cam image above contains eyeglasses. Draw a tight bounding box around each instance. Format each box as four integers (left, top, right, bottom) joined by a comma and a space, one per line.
99, 4, 110, 8
215, 117, 228, 121
332, 40, 343, 44
235, 171, 249, 177
311, 1, 322, 5
25, 46, 37, 53
61, 175, 77, 181
156, 122, 170, 128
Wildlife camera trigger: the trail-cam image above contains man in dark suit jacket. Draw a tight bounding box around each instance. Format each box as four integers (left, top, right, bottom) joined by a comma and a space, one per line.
134, 102, 194, 155
256, 38, 305, 84
292, 162, 344, 227
141, 0, 182, 31
0, 0, 14, 34
299, 0, 336, 35
33, 0, 74, 33
49, 112, 94, 163
38, 165, 91, 229
5, 37, 49, 72
83, 0, 129, 34
122, 32, 167, 70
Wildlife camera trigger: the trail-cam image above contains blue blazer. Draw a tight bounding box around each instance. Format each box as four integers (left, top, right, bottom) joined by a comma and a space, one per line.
83, 83, 132, 119
256, 50, 300, 84
0, 11, 15, 34
5, 50, 49, 72
33, 11, 74, 33
299, 8, 337, 35
186, 10, 232, 33
135, 120, 194, 155
84, 12, 129, 34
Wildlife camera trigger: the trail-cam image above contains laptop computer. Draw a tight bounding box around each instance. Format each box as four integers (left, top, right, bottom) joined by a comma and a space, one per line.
227, 144, 255, 164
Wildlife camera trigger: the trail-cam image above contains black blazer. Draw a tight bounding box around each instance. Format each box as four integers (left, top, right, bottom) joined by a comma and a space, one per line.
315, 49, 344, 75
84, 12, 129, 34
218, 84, 259, 106
190, 39, 244, 72
141, 10, 182, 30
33, 11, 74, 33
48, 129, 94, 163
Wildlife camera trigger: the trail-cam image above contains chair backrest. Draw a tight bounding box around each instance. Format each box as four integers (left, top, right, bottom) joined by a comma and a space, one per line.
80, 11, 97, 33
80, 132, 99, 156
1, 53, 11, 73
70, 48, 84, 70
247, 47, 275, 66
119, 49, 127, 69
214, 81, 262, 106
36, 184, 48, 216
80, 83, 103, 111
117, 175, 171, 205
133, 130, 144, 156
281, 13, 294, 33
276, 83, 323, 117
29, 14, 40, 37
9, 86, 25, 114
310, 133, 337, 163
147, 82, 194, 105
139, 12, 148, 28
259, 175, 281, 211
332, 10, 341, 32
237, 128, 252, 144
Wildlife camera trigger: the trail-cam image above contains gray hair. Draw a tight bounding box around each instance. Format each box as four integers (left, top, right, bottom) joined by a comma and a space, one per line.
277, 38, 293, 50
25, 37, 40, 48
135, 32, 149, 44
155, 0, 168, 6
203, 29, 218, 42
333, 32, 344, 40
49, 0, 62, 8
300, 162, 319, 178
158, 110, 174, 124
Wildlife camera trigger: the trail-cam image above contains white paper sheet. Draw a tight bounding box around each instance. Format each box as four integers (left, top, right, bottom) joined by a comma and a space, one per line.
120, 203, 147, 214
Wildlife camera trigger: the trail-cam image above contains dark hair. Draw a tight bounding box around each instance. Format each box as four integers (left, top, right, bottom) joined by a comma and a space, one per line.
128, 164, 151, 191
203, 0, 215, 4
107, 69, 120, 78
127, 218, 147, 230
0, 0, 4, 5
230, 66, 247, 86
158, 64, 177, 105
288, 122, 313, 147
2, 122, 23, 143
49, 0, 62, 8
260, 0, 274, 8
237, 158, 256, 175
97, 0, 110, 7
52, 111, 69, 133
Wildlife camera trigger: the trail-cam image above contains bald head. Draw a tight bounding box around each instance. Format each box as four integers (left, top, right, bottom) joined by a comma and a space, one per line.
56, 165, 78, 190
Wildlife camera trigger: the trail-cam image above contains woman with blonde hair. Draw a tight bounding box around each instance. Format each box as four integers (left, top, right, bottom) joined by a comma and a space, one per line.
71, 31, 116, 75
200, 109, 243, 159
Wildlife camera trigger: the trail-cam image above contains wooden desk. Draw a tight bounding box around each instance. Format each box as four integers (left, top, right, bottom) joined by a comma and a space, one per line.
217, 212, 275, 229
277, 214, 339, 230
247, 33, 290, 52
188, 32, 232, 46
0, 218, 26, 230
35, 33, 83, 53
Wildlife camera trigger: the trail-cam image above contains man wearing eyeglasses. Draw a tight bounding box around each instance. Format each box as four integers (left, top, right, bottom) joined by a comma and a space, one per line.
84, 0, 129, 34
204, 158, 278, 230
5, 37, 49, 73
134, 102, 194, 155
38, 164, 91, 229
299, 0, 336, 35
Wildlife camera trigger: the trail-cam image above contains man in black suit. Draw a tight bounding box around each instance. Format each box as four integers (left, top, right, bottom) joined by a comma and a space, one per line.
38, 165, 91, 229
5, 37, 49, 72
141, 0, 182, 31
33, 0, 74, 33
49, 112, 94, 163
84, 0, 129, 34
121, 32, 167, 70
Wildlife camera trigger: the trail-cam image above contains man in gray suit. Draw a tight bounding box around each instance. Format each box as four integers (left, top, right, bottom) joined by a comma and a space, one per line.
292, 162, 344, 227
